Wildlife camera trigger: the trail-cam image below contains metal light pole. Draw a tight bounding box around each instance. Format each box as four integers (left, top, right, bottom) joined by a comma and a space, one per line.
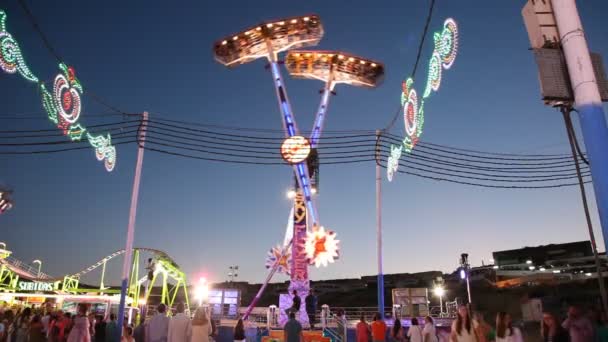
551, 0, 608, 254
433, 286, 445, 316
460, 253, 472, 304
117, 112, 148, 341
375, 130, 385, 318
32, 259, 42, 278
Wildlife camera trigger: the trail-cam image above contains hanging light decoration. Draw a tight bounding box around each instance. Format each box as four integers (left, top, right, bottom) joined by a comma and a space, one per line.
387, 18, 459, 181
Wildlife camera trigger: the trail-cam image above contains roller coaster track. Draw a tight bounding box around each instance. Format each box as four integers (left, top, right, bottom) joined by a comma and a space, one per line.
0, 247, 179, 281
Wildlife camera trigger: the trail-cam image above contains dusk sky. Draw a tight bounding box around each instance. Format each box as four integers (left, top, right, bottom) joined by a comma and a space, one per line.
2, 1, 608, 286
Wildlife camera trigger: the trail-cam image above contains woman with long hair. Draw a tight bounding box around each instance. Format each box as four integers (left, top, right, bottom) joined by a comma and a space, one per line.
390, 318, 404, 342
495, 312, 523, 342
422, 316, 438, 342
540, 312, 568, 342
190, 308, 212, 342
408, 318, 423, 342
14, 307, 31, 342
66, 304, 90, 342
450, 305, 476, 342
233, 318, 245, 342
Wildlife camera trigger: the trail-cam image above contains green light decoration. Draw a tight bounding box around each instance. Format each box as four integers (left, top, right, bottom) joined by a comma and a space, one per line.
86, 132, 116, 172
387, 18, 458, 182
0, 8, 117, 172
40, 84, 58, 124
0, 10, 38, 82
67, 123, 86, 141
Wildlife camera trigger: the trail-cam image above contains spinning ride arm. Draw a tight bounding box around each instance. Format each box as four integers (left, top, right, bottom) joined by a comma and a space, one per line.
265, 44, 319, 227
243, 238, 294, 320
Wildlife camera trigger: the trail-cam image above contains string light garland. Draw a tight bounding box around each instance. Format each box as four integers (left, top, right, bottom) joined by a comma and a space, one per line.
387, 18, 459, 181
0, 8, 116, 171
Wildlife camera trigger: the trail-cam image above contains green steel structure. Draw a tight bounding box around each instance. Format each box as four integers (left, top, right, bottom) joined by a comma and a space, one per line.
0, 245, 189, 313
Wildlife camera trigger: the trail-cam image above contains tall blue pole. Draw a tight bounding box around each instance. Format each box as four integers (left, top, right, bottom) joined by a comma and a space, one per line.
551, 0, 608, 253
376, 130, 385, 318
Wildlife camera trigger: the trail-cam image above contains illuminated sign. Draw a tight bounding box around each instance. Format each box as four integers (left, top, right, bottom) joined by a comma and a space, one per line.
17, 281, 58, 292
387, 18, 459, 181
280, 136, 311, 164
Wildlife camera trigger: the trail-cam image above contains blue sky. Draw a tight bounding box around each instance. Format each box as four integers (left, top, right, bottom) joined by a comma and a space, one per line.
1, 0, 608, 285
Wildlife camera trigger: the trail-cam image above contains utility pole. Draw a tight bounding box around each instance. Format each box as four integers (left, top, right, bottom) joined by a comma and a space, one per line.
375, 130, 385, 318
551, 0, 608, 257
117, 112, 148, 341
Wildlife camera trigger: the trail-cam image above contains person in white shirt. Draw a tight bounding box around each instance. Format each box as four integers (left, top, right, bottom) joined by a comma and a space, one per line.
147, 304, 170, 342
189, 308, 211, 342
422, 316, 438, 342
41, 312, 51, 337
168, 303, 190, 342
407, 318, 423, 342
495, 312, 523, 342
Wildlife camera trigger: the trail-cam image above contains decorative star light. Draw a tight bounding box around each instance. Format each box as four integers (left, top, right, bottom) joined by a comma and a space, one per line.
387, 18, 459, 181
304, 226, 339, 268
265, 245, 292, 276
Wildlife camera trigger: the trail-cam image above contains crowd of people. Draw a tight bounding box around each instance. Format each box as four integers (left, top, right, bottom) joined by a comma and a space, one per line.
3, 299, 608, 342
0, 302, 220, 342
349, 304, 608, 342
0, 303, 124, 342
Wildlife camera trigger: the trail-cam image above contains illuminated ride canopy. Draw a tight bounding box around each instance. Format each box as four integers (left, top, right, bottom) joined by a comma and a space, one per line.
387, 18, 459, 182
285, 50, 385, 88
0, 9, 117, 171
214, 14, 343, 270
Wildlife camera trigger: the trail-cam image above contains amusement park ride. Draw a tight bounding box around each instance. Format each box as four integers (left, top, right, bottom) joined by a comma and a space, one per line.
0, 243, 189, 319
213, 14, 384, 324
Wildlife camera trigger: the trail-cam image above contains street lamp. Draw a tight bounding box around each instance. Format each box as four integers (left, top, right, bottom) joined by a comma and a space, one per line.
32, 259, 42, 278
0, 242, 6, 250
195, 277, 209, 307
433, 286, 445, 316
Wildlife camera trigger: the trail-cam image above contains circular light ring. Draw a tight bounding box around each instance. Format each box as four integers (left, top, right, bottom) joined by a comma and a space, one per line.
104, 146, 116, 172
95, 148, 105, 161
403, 88, 419, 139
440, 18, 458, 69
280, 136, 312, 164
0, 32, 17, 73
265, 245, 291, 276
54, 74, 82, 124
304, 226, 340, 268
